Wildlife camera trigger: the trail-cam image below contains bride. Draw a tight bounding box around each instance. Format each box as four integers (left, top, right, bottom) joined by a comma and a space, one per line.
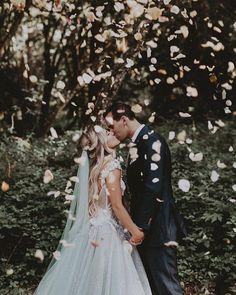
33, 125, 152, 295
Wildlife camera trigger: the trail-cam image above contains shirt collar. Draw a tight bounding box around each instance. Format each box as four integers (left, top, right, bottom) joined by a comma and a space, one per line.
131, 124, 145, 142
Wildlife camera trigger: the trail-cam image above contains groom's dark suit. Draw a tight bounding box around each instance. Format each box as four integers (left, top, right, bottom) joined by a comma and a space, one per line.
126, 125, 187, 295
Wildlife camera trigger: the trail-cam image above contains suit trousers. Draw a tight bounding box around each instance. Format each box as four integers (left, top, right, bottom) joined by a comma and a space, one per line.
137, 243, 184, 295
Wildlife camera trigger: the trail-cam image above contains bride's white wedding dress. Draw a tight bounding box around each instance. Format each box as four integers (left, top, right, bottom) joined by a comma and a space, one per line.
34, 158, 152, 295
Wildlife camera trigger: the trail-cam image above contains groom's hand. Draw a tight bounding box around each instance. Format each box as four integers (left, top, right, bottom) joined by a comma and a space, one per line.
129, 237, 143, 246
129, 228, 145, 245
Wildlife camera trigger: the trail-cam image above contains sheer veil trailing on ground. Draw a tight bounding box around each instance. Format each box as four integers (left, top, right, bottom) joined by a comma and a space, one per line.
33, 150, 89, 294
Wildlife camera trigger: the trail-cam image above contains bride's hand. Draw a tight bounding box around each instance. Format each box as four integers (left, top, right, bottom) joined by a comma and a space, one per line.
129, 228, 144, 246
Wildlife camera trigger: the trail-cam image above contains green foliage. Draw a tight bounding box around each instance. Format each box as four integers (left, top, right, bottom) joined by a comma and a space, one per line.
0, 132, 79, 293
167, 118, 236, 294
0, 119, 235, 294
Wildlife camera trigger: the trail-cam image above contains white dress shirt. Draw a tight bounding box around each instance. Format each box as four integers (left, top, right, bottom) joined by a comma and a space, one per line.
131, 124, 145, 142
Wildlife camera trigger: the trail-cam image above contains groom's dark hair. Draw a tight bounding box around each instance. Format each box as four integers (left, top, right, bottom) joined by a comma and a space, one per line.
103, 102, 136, 121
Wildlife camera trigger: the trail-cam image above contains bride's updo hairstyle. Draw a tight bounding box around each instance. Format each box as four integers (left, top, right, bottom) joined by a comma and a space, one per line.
78, 125, 116, 208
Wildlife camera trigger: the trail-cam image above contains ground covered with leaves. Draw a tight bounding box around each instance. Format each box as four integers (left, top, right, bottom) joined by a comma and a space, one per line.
0, 118, 235, 295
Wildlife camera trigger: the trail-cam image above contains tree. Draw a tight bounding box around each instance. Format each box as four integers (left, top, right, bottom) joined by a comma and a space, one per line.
0, 0, 235, 137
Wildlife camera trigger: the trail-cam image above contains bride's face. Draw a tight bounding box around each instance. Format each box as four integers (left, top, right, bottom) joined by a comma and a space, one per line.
106, 130, 120, 149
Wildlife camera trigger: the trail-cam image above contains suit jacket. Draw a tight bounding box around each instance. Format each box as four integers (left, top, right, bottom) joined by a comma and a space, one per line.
126, 125, 187, 247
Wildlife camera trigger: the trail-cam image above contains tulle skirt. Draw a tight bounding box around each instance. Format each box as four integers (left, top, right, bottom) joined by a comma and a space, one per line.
34, 215, 152, 295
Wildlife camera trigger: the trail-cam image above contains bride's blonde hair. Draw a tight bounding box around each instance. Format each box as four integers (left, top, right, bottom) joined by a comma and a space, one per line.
78, 125, 116, 208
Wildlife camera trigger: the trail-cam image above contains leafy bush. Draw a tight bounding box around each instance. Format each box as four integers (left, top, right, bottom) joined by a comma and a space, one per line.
0, 132, 79, 293
0, 118, 235, 294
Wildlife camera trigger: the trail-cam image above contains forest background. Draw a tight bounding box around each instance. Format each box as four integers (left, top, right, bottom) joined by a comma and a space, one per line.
0, 0, 236, 294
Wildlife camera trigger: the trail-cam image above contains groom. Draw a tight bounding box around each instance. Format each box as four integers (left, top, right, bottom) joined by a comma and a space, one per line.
104, 103, 187, 295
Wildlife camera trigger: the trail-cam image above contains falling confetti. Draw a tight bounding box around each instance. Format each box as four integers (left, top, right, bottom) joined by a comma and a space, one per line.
6, 269, 14, 276
1, 181, 10, 192
90, 240, 99, 247
131, 104, 142, 113
189, 152, 203, 162
34, 249, 44, 262
53, 250, 61, 261
168, 131, 175, 140
210, 170, 219, 183
178, 179, 190, 192
43, 170, 54, 184
50, 127, 58, 139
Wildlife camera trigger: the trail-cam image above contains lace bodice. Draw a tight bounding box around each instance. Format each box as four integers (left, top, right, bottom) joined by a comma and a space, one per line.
88, 158, 126, 222
99, 158, 126, 192
88, 158, 130, 244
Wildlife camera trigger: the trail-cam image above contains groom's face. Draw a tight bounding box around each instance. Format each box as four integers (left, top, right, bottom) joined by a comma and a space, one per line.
104, 112, 128, 142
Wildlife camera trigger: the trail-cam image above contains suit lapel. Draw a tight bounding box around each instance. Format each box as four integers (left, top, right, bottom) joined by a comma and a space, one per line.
127, 125, 151, 169
134, 125, 150, 145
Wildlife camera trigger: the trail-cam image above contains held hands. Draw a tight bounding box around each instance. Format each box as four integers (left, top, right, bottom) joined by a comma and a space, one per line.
129, 227, 145, 246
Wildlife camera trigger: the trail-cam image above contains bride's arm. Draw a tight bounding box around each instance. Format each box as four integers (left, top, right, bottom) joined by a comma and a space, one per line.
105, 168, 144, 244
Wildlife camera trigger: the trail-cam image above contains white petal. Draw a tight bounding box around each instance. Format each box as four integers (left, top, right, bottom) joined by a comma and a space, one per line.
69, 176, 80, 183
94, 125, 103, 133
131, 104, 142, 113
29, 75, 38, 83
43, 170, 54, 184
167, 77, 175, 84
208, 121, 213, 130
156, 197, 164, 202
56, 80, 65, 89
186, 138, 192, 144
129, 147, 139, 160
125, 58, 134, 68
152, 140, 161, 153
217, 160, 227, 169
177, 130, 187, 142
34, 249, 44, 262
82, 73, 93, 84
50, 127, 58, 139
77, 75, 84, 86
164, 241, 179, 247
168, 131, 175, 140
179, 112, 191, 118
65, 194, 75, 201
180, 25, 189, 38
170, 45, 179, 54
6, 269, 14, 275
178, 179, 190, 192
186, 86, 198, 97
95, 34, 105, 42
114, 2, 125, 12
229, 146, 234, 152
210, 170, 219, 182
151, 163, 159, 170
228, 61, 235, 72
72, 133, 81, 142
189, 152, 203, 162
215, 120, 225, 127
154, 78, 161, 84
146, 7, 162, 20
53, 250, 61, 261
47, 191, 60, 198
151, 153, 161, 162
128, 1, 144, 18
152, 178, 159, 183
170, 5, 180, 14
